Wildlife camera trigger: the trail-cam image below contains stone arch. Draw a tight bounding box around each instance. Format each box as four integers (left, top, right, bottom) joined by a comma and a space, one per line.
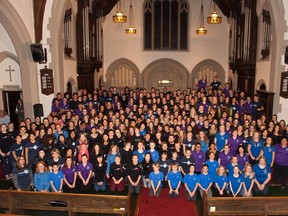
0, 51, 19, 64
191, 59, 226, 89
142, 58, 189, 90
105, 58, 140, 90
66, 77, 77, 94
0, 1, 39, 118
256, 79, 267, 91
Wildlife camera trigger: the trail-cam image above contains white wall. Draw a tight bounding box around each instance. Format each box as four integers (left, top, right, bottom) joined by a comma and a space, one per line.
0, 23, 22, 110
103, 0, 229, 83
8, 0, 34, 43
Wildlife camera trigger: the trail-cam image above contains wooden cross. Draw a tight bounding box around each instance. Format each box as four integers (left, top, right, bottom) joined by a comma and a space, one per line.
5, 65, 15, 82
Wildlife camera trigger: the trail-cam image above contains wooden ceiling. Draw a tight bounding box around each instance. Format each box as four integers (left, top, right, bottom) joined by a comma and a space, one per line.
94, 0, 117, 16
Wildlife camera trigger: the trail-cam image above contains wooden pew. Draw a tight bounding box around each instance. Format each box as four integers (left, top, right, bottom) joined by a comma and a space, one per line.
203, 197, 288, 216
0, 190, 131, 216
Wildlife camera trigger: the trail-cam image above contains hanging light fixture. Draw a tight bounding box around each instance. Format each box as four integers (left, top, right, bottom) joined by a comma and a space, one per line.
113, 0, 127, 23
196, 0, 207, 35
207, 0, 222, 24
126, 0, 136, 34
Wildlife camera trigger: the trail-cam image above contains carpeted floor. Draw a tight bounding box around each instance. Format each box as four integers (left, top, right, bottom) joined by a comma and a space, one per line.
135, 187, 199, 216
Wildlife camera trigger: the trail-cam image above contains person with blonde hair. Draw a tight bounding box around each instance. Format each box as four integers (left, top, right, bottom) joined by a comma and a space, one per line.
253, 156, 271, 195
34, 161, 50, 192
242, 163, 255, 197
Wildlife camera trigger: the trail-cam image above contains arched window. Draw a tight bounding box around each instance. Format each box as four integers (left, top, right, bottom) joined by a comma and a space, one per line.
144, 0, 188, 51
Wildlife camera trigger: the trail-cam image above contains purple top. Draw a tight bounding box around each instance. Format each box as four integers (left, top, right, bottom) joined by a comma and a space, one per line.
198, 80, 207, 91
199, 103, 209, 114
236, 153, 249, 170
227, 136, 243, 155
77, 162, 93, 180
218, 151, 233, 169
191, 150, 206, 172
244, 102, 252, 115
275, 144, 288, 166
59, 103, 70, 111
73, 109, 84, 119
51, 105, 61, 113
61, 165, 77, 185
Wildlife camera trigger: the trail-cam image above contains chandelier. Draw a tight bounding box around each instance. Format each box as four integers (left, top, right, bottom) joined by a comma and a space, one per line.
196, 0, 207, 35
113, 0, 127, 23
207, 0, 222, 24
126, 0, 136, 34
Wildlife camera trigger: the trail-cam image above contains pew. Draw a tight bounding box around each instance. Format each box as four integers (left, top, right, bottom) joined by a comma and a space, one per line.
203, 197, 288, 216
0, 190, 131, 216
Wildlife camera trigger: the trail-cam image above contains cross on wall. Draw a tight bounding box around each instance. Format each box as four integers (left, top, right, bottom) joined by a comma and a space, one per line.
5, 65, 15, 82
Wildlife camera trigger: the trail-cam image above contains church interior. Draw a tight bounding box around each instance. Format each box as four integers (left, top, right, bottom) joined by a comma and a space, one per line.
1, 1, 288, 216
0, 0, 287, 120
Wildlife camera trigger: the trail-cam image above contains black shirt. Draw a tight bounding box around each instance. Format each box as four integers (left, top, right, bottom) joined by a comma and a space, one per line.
126, 162, 142, 181
109, 162, 125, 180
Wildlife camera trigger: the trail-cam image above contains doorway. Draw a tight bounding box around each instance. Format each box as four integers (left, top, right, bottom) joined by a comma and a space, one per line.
2, 91, 22, 127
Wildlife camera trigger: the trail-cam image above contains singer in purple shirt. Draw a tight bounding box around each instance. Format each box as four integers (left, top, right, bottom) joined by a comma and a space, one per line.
274, 137, 288, 188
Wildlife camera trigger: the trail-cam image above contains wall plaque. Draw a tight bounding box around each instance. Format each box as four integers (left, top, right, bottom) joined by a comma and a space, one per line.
40, 67, 54, 96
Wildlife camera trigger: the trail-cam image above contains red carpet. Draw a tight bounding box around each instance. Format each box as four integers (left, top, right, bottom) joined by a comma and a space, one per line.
135, 186, 198, 216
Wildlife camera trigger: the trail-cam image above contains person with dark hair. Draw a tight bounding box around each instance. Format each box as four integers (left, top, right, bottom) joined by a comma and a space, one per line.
0, 123, 14, 179
236, 145, 249, 171
228, 165, 243, 197
141, 152, 153, 188
62, 157, 77, 193
49, 162, 64, 193
12, 155, 33, 191
274, 137, 288, 189
198, 164, 213, 198
25, 132, 44, 168
180, 149, 195, 176
34, 161, 50, 192
9, 135, 24, 168
126, 154, 142, 194
109, 155, 126, 192
77, 154, 93, 192
120, 141, 133, 168
183, 164, 199, 201
93, 154, 107, 191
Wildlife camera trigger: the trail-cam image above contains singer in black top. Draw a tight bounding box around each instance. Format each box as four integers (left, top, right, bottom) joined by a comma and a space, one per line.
126, 154, 143, 194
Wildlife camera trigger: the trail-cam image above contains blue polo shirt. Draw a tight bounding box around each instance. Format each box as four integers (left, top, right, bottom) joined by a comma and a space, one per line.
183, 173, 199, 191
199, 173, 212, 190
167, 171, 182, 189
229, 174, 243, 193
214, 175, 228, 188
253, 164, 271, 184
149, 171, 164, 188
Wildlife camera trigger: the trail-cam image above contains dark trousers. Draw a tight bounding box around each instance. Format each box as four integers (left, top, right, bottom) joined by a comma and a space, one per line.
274, 163, 288, 187
253, 184, 269, 195
1, 156, 11, 176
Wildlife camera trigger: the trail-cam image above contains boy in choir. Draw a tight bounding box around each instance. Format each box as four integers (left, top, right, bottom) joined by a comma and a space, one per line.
49, 162, 64, 193
149, 162, 164, 197
167, 162, 182, 198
